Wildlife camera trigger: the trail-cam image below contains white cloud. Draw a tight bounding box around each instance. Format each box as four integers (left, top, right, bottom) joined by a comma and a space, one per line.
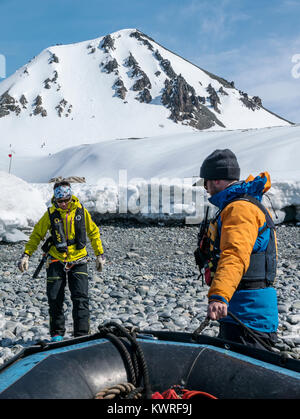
155, 0, 250, 44
273, 0, 300, 12
193, 35, 300, 123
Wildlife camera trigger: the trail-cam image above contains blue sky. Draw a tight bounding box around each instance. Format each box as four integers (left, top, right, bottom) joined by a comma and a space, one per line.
0, 0, 299, 122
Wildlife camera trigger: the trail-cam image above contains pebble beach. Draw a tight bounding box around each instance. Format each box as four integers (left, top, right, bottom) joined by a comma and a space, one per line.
0, 222, 300, 364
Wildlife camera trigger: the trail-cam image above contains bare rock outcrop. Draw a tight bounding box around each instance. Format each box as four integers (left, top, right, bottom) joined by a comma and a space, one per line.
0, 91, 21, 117
55, 99, 72, 117
240, 91, 262, 111
207, 84, 221, 113
126, 53, 152, 94
136, 88, 152, 103
103, 58, 119, 74
130, 30, 154, 51
162, 75, 225, 129
100, 34, 116, 53
44, 70, 58, 89
19, 94, 28, 109
154, 50, 177, 79
33, 95, 47, 117
48, 52, 59, 64
114, 78, 128, 100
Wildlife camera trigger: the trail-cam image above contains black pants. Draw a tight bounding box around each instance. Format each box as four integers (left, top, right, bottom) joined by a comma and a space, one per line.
218, 322, 277, 351
46, 261, 89, 337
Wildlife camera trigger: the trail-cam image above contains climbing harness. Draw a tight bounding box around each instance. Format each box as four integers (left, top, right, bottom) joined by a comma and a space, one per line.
62, 256, 90, 272
34, 242, 88, 279
47, 255, 90, 272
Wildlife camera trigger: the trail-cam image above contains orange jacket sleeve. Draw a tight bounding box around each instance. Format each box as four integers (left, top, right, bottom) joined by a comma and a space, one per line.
208, 200, 267, 304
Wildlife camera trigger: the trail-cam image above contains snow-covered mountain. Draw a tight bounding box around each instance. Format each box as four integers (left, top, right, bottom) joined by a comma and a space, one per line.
0, 28, 293, 157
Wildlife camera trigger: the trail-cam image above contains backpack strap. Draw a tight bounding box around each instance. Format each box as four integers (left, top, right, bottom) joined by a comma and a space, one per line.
228, 194, 275, 229
74, 204, 86, 250
47, 207, 68, 253
220, 194, 276, 289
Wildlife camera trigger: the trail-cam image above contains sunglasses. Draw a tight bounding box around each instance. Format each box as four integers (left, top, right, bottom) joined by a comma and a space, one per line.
56, 197, 71, 204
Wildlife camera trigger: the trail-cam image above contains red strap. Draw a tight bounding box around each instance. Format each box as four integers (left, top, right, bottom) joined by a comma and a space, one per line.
162, 389, 181, 399
205, 267, 212, 286
49, 259, 59, 263
182, 390, 217, 399
151, 392, 164, 399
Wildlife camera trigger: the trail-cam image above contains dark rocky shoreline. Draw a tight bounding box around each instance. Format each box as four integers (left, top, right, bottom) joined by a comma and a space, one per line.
0, 223, 299, 364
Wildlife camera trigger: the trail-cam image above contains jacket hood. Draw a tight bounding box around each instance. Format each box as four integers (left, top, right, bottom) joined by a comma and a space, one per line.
209, 172, 271, 210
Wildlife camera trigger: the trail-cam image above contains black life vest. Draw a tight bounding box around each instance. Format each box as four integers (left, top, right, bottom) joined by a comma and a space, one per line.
48, 204, 86, 253
207, 194, 277, 290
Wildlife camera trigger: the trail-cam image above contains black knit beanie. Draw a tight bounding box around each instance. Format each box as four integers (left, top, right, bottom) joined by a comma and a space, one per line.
200, 149, 240, 180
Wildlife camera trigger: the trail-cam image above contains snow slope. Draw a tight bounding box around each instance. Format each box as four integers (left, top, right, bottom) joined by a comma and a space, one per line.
0, 172, 46, 242
4, 125, 300, 184
0, 124, 299, 242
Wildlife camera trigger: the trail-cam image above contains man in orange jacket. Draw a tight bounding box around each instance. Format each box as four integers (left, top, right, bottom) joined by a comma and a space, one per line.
198, 149, 278, 349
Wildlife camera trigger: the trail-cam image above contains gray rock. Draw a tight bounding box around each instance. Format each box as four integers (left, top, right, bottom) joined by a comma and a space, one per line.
1, 223, 300, 365
292, 300, 300, 310
287, 314, 300, 324
278, 303, 290, 313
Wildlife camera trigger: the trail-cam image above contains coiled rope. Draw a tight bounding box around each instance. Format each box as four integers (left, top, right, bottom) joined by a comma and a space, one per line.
95, 382, 142, 399
96, 322, 152, 399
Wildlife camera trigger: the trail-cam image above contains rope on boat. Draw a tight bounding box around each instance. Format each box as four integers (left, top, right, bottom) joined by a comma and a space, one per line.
97, 322, 152, 399
95, 322, 219, 400
94, 382, 142, 399
193, 312, 276, 352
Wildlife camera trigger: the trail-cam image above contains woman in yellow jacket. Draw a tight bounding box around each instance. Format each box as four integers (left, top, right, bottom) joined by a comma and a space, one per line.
18, 181, 105, 342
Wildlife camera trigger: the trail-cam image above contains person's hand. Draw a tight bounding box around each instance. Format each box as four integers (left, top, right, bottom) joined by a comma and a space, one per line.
18, 254, 29, 272
96, 255, 105, 272
207, 301, 228, 320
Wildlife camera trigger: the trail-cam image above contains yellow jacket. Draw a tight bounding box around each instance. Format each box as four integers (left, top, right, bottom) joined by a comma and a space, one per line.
24, 195, 104, 262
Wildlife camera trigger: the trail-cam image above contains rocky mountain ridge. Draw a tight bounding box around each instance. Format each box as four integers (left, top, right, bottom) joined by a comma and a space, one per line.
0, 29, 292, 154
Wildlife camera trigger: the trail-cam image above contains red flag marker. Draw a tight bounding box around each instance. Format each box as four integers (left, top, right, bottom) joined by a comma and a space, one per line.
8, 153, 13, 173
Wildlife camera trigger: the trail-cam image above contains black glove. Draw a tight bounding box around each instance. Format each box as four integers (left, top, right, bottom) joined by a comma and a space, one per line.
194, 247, 207, 270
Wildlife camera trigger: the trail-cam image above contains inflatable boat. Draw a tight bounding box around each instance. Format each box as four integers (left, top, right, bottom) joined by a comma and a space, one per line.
0, 322, 299, 399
